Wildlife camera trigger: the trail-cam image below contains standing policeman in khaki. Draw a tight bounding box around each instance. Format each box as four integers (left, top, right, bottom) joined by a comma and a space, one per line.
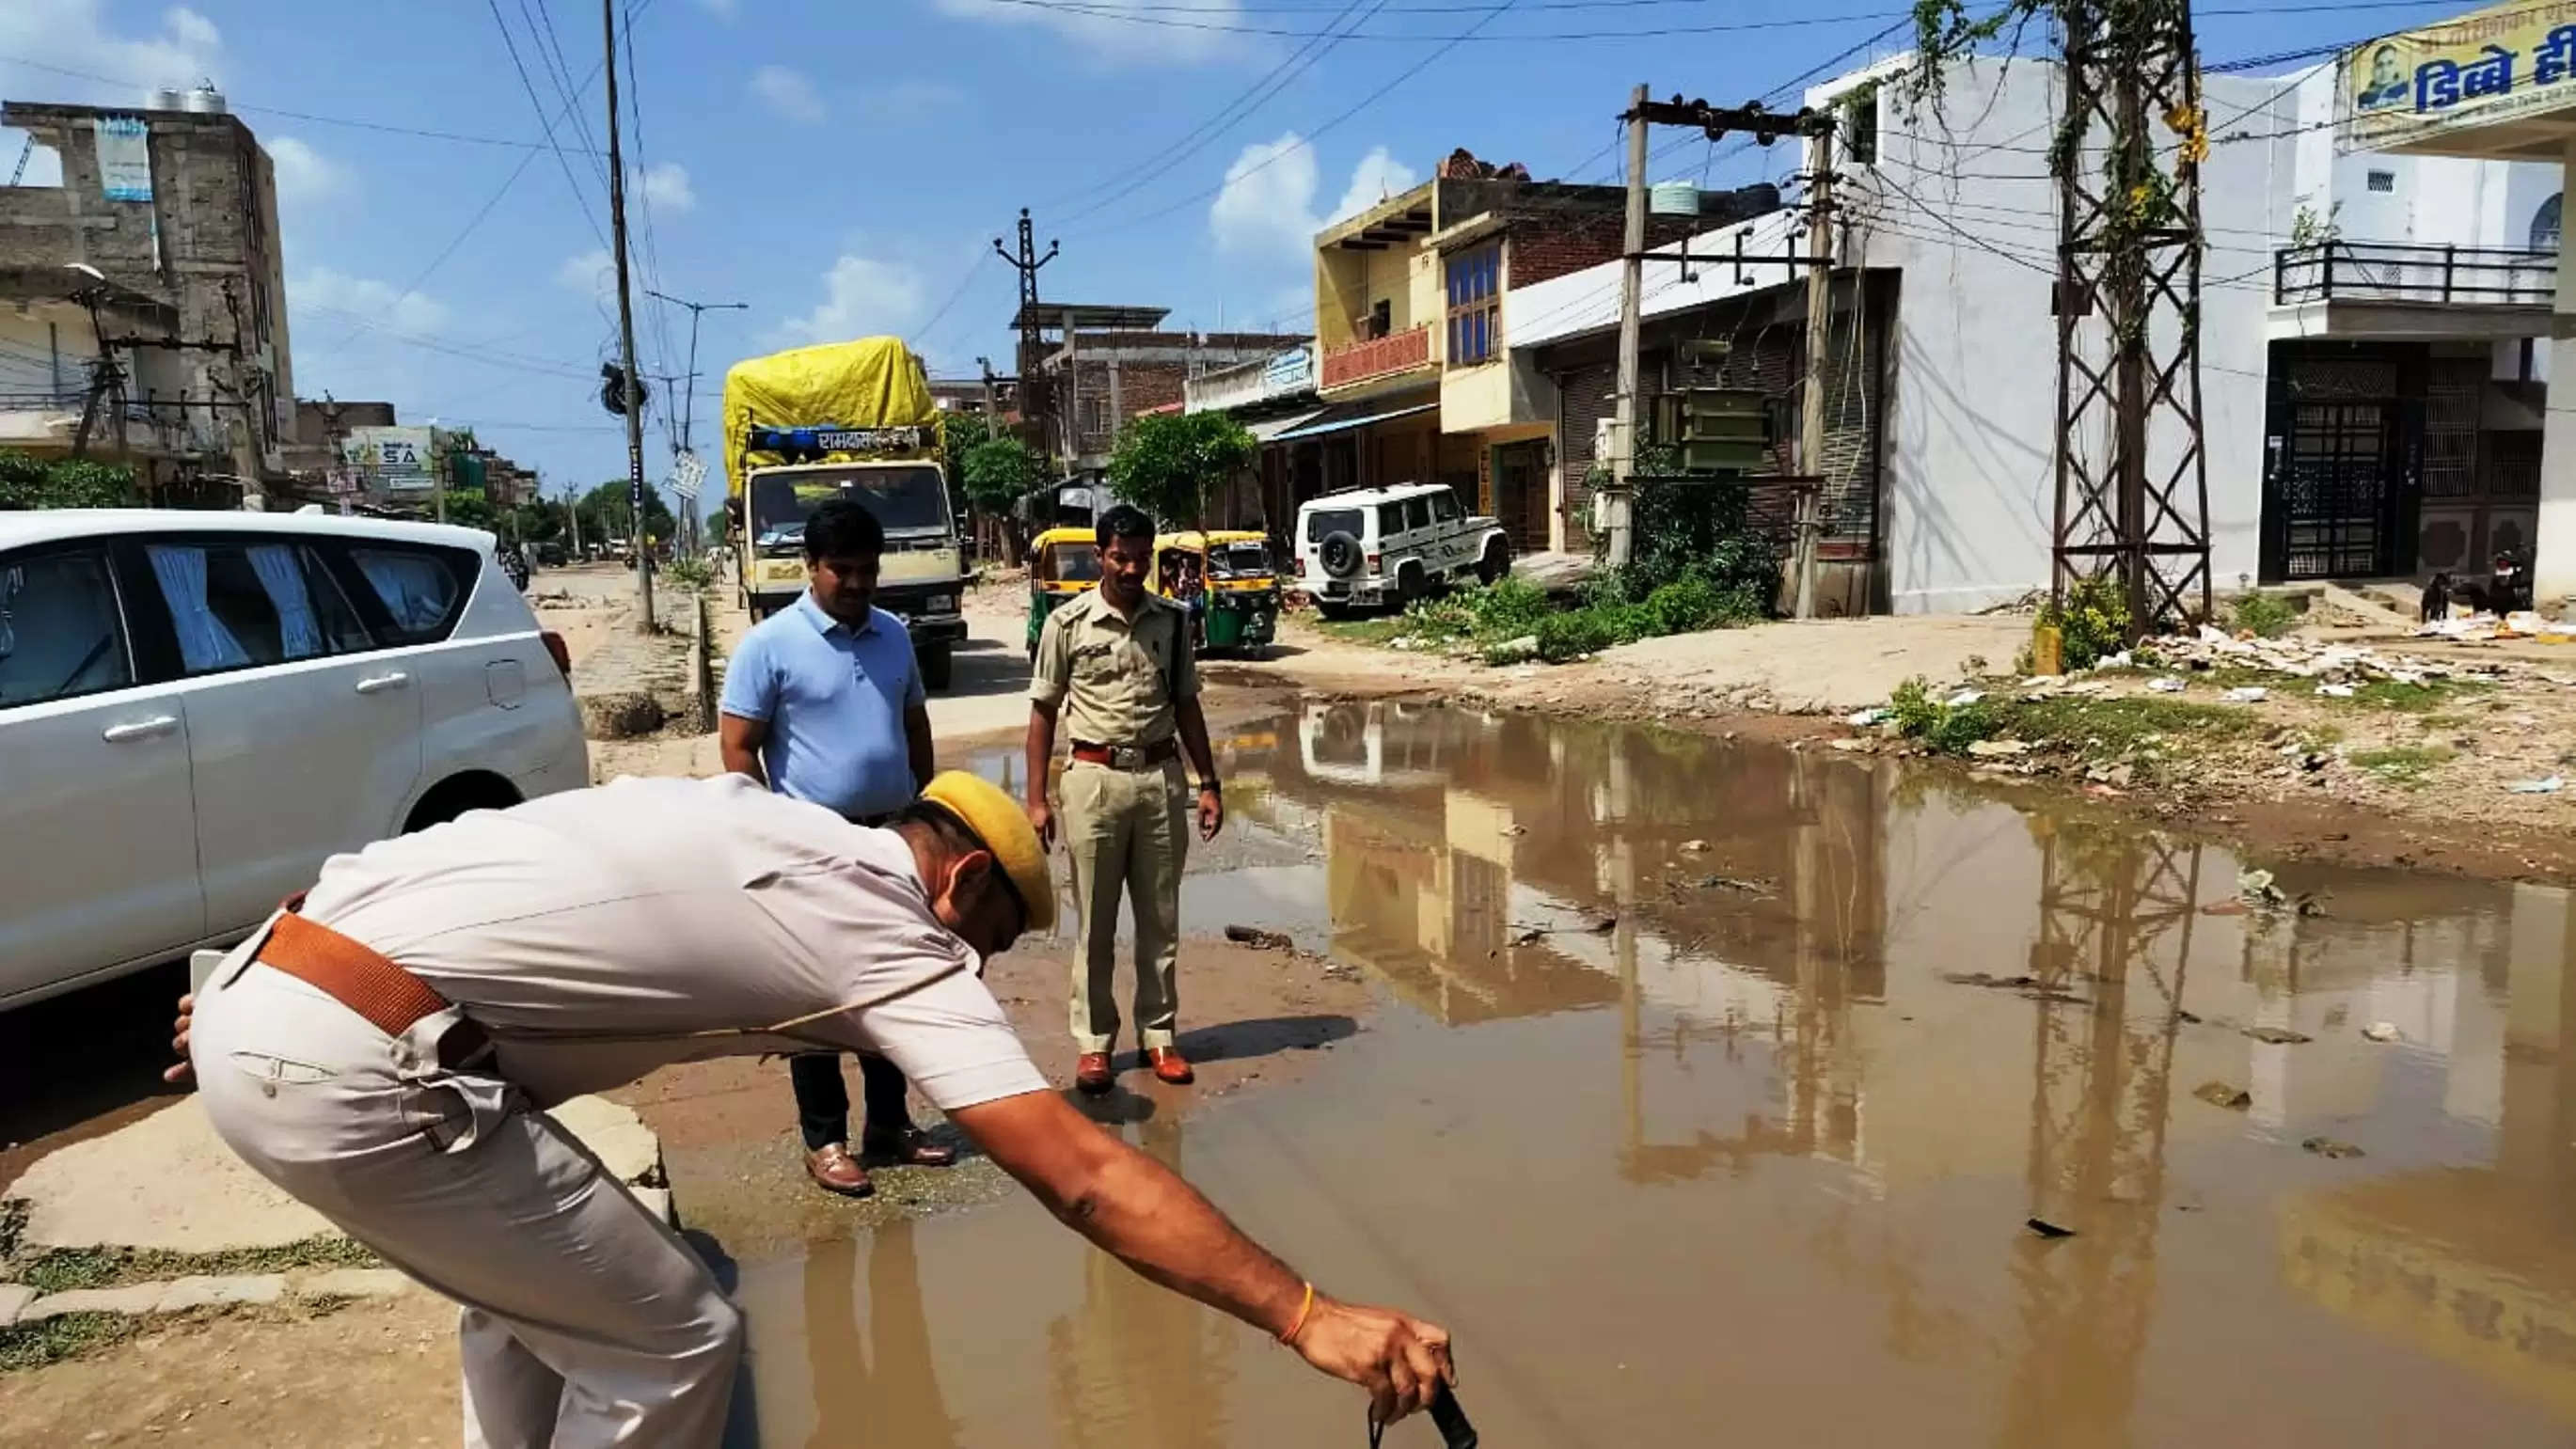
1026, 504, 1224, 1095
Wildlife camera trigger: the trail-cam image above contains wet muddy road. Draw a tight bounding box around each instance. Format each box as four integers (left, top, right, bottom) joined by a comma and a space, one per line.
711, 699, 2576, 1447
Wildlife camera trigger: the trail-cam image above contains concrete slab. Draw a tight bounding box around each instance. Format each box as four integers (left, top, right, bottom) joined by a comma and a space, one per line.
0, 1283, 35, 1327
11, 1098, 336, 1253
155, 1273, 286, 1312
292, 1268, 417, 1300
9, 1094, 667, 1255
20, 1284, 169, 1319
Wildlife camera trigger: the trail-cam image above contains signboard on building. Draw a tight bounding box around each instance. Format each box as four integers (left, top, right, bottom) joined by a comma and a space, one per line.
90, 117, 153, 202
2339, 0, 2576, 150
1262, 344, 1316, 391
340, 425, 438, 499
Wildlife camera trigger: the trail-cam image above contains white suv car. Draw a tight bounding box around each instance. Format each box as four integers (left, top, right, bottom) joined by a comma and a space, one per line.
1296, 482, 1509, 618
0, 511, 589, 1011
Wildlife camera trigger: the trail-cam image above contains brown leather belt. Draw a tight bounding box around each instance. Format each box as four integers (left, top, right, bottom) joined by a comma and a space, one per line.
257, 906, 490, 1063
1070, 737, 1177, 769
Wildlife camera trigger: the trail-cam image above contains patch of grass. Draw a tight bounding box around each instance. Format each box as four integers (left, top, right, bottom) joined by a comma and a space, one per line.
1889, 676, 2003, 753
2295, 723, 2345, 752
17, 1236, 379, 1293
1316, 616, 1402, 646
2229, 590, 2302, 638
0, 1312, 140, 1372
2005, 695, 2263, 757
0, 1197, 24, 1261
2351, 745, 2454, 786
2322, 679, 2491, 714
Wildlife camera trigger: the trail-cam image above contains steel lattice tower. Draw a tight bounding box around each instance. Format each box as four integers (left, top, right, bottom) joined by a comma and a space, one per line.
2052, 0, 2214, 635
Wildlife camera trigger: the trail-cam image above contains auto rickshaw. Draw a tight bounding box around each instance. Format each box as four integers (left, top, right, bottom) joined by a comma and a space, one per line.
1152, 529, 1279, 655
1027, 526, 1102, 659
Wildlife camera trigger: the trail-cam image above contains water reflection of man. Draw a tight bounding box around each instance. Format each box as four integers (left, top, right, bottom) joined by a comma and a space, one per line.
2358, 44, 2410, 109
1049, 1116, 1239, 1449
805, 1222, 960, 1449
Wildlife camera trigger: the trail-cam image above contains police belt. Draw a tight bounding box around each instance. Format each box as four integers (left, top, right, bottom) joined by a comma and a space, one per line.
1069, 737, 1179, 769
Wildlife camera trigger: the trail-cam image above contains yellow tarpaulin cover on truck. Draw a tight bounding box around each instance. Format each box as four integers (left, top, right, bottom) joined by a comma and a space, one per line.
721, 337, 939, 498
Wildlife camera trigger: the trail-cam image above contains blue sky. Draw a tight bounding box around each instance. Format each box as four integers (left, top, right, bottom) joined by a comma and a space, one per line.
0, 0, 2473, 509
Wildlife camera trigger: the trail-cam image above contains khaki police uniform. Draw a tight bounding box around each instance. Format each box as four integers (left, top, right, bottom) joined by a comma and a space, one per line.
189, 775, 1048, 1449
1030, 588, 1200, 1055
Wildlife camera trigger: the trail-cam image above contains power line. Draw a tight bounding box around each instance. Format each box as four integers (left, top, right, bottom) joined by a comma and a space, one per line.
952, 0, 2471, 39
485, 0, 611, 253
1069, 0, 1531, 241
0, 53, 607, 153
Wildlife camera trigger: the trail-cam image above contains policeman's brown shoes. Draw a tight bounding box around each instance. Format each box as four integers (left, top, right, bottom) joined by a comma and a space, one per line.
1076, 1052, 1115, 1095
1074, 1047, 1195, 1094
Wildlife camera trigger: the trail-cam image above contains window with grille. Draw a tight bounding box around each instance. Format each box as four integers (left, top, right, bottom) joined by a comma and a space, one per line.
2366, 169, 2395, 193
1446, 245, 1500, 367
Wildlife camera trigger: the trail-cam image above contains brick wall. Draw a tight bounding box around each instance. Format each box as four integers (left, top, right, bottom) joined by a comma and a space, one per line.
1506, 211, 1704, 289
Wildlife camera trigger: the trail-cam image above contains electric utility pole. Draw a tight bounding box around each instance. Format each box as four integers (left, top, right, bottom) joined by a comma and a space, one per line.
644, 289, 744, 559
1795, 121, 1837, 620
992, 209, 1058, 461
1609, 83, 1651, 571
604, 0, 653, 633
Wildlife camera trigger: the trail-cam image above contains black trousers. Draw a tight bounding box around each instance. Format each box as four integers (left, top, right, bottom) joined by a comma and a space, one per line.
791, 1052, 913, 1152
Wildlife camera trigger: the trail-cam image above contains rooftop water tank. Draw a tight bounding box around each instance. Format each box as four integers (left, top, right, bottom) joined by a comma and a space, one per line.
1649, 181, 1699, 216
148, 87, 183, 112
183, 83, 226, 115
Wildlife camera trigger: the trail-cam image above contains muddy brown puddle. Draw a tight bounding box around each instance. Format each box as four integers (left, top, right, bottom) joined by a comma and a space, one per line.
714, 701, 2576, 1447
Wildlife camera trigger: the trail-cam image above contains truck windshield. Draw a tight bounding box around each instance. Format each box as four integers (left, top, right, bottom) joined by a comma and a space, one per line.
751, 465, 950, 549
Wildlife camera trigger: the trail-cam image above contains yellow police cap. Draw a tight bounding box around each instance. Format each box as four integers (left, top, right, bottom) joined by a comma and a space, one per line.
919, 771, 1055, 935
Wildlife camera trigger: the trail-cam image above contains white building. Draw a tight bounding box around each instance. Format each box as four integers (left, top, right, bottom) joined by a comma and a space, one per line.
1511, 51, 2562, 613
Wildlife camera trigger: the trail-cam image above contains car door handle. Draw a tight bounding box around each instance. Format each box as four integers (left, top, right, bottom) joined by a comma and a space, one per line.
355, 671, 413, 695
102, 715, 180, 743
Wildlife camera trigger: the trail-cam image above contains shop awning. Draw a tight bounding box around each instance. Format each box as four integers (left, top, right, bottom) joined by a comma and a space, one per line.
1266, 393, 1438, 443
1245, 407, 1328, 443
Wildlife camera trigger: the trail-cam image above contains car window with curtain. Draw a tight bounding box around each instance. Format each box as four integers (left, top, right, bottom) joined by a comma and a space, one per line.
0, 548, 133, 709
346, 545, 468, 643
144, 540, 370, 673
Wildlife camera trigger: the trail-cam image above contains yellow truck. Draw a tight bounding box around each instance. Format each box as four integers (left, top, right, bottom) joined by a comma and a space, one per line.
722, 337, 968, 689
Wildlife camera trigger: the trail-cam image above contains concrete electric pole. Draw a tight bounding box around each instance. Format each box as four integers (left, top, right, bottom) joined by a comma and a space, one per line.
1794, 122, 1837, 620
603, 0, 654, 634
1608, 82, 1651, 571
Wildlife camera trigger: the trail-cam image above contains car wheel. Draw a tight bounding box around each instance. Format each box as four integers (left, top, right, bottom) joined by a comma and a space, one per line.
1394, 563, 1426, 608
1477, 538, 1509, 586
404, 772, 523, 834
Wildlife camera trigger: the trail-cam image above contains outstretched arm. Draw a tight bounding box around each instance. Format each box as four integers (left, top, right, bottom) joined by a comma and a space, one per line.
950, 1087, 1454, 1425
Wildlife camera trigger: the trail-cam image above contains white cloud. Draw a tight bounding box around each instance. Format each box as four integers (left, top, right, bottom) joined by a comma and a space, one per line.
750, 65, 824, 125
1329, 147, 1418, 228
555, 248, 615, 304
781, 255, 924, 345
1209, 134, 1417, 262
640, 162, 695, 213
264, 137, 341, 206
0, 2, 224, 102
932, 0, 1239, 63
292, 268, 449, 338
1210, 133, 1321, 262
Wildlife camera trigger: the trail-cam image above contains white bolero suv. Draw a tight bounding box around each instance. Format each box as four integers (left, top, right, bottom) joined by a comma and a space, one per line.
1294, 482, 1509, 619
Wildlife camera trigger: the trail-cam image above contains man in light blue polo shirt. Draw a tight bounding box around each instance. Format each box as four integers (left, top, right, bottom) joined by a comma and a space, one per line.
719, 496, 954, 1198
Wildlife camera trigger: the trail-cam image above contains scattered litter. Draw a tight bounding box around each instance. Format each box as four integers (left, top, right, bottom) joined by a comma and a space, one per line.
1944, 688, 1986, 708
2362, 1021, 2402, 1043
2242, 1025, 2313, 1045
1223, 924, 1294, 952
2220, 686, 2268, 703
2301, 1137, 2366, 1159
2237, 869, 2286, 907
2507, 776, 2565, 795
1680, 839, 1712, 854
1846, 706, 1890, 728
1689, 874, 1772, 895
2147, 676, 2186, 693
2025, 1217, 2078, 1239
2316, 684, 2356, 699
1966, 738, 2033, 758
2194, 1081, 2253, 1110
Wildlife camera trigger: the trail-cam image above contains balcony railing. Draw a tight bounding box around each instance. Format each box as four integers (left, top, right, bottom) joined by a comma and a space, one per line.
2274, 240, 2556, 307
1320, 325, 1430, 389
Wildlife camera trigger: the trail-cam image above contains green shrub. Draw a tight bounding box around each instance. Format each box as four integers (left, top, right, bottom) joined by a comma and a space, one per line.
1887, 675, 2000, 753
2228, 590, 2299, 639
1536, 610, 1616, 662
2039, 574, 2130, 670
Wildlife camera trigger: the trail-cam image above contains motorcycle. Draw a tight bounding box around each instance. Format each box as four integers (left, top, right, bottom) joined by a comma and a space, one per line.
497, 542, 531, 592
2489, 546, 2532, 616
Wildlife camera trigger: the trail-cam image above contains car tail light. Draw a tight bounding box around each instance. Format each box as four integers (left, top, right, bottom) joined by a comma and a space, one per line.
541, 630, 572, 680
1367, 552, 1381, 571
